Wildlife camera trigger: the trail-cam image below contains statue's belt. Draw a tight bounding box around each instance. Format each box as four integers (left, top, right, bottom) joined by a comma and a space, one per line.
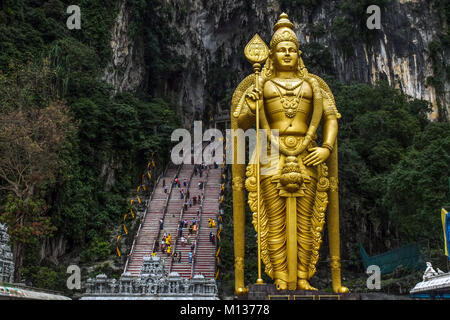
266, 134, 315, 157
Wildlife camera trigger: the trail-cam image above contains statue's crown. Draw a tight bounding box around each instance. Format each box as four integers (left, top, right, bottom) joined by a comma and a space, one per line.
270, 13, 299, 49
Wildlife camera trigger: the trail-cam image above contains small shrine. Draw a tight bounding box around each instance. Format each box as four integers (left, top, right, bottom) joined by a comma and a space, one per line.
82, 255, 218, 300
410, 262, 450, 299
0, 223, 14, 284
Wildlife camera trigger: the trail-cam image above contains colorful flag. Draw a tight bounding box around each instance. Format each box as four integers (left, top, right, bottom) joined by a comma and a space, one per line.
116, 246, 121, 257
116, 235, 121, 242
442, 207, 450, 259
123, 224, 128, 234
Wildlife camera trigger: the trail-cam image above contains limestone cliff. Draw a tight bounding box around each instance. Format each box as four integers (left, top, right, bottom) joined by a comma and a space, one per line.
104, 0, 449, 122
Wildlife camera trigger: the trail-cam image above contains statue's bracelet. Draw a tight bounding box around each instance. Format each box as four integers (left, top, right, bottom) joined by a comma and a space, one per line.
322, 143, 333, 152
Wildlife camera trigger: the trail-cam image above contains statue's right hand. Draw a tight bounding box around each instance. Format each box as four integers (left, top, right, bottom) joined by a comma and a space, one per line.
245, 88, 262, 112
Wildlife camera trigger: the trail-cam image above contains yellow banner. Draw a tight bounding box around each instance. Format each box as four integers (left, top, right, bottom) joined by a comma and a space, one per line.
123, 213, 127, 221
123, 224, 128, 234
137, 196, 141, 204
442, 208, 449, 256
116, 235, 121, 242
116, 246, 121, 257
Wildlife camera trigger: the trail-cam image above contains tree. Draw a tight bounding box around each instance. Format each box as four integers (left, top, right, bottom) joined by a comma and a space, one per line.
0, 60, 76, 276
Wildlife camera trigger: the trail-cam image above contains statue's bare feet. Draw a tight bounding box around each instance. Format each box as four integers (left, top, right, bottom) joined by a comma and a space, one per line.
333, 285, 349, 293
297, 279, 317, 291
275, 279, 287, 290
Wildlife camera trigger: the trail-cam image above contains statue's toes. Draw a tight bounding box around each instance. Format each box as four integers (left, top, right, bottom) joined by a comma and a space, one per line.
336, 286, 349, 293
297, 280, 317, 291
275, 279, 287, 290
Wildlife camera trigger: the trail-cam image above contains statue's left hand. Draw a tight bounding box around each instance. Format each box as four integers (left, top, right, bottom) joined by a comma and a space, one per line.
304, 147, 330, 166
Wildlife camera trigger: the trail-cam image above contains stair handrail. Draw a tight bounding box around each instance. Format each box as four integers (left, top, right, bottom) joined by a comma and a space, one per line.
169, 141, 205, 273
169, 164, 195, 273
215, 165, 225, 279
152, 163, 182, 254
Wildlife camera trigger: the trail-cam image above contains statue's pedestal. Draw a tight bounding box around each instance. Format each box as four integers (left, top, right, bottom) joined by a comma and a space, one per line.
241, 284, 360, 300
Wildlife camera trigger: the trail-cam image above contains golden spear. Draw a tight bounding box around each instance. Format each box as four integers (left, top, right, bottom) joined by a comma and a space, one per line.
244, 34, 269, 285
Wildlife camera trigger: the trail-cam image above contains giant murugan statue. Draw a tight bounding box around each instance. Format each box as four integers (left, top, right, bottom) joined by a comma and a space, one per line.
231, 13, 348, 294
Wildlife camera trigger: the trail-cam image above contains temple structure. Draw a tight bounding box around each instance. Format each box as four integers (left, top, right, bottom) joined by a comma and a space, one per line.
410, 262, 450, 299
0, 223, 14, 284
81, 255, 218, 300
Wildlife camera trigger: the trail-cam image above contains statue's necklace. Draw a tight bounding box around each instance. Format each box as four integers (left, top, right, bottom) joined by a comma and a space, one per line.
271, 79, 305, 118
271, 78, 303, 91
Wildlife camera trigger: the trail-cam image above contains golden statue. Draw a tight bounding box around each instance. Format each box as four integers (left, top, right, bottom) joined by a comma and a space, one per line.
231, 13, 349, 294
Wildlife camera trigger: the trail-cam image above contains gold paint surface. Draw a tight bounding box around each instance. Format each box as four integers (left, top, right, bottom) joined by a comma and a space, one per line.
231, 13, 348, 294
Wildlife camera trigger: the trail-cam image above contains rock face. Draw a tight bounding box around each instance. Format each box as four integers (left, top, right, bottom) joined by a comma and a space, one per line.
102, 0, 146, 94
104, 0, 449, 121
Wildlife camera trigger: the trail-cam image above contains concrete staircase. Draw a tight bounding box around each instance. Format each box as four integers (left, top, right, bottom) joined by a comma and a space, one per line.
125, 161, 221, 281
157, 164, 193, 273
125, 165, 178, 277
193, 167, 221, 279
169, 167, 204, 278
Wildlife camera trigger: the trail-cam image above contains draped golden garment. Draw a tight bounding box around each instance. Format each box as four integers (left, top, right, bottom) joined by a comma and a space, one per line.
245, 139, 329, 283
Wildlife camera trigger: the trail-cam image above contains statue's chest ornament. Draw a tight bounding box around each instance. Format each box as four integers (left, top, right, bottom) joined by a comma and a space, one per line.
271, 79, 305, 118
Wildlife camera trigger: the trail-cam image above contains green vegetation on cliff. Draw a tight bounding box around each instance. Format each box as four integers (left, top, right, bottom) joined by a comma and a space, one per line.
0, 0, 180, 292
218, 80, 450, 297
0, 0, 448, 297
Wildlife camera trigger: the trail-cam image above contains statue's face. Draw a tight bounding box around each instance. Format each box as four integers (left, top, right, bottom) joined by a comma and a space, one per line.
273, 41, 298, 71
